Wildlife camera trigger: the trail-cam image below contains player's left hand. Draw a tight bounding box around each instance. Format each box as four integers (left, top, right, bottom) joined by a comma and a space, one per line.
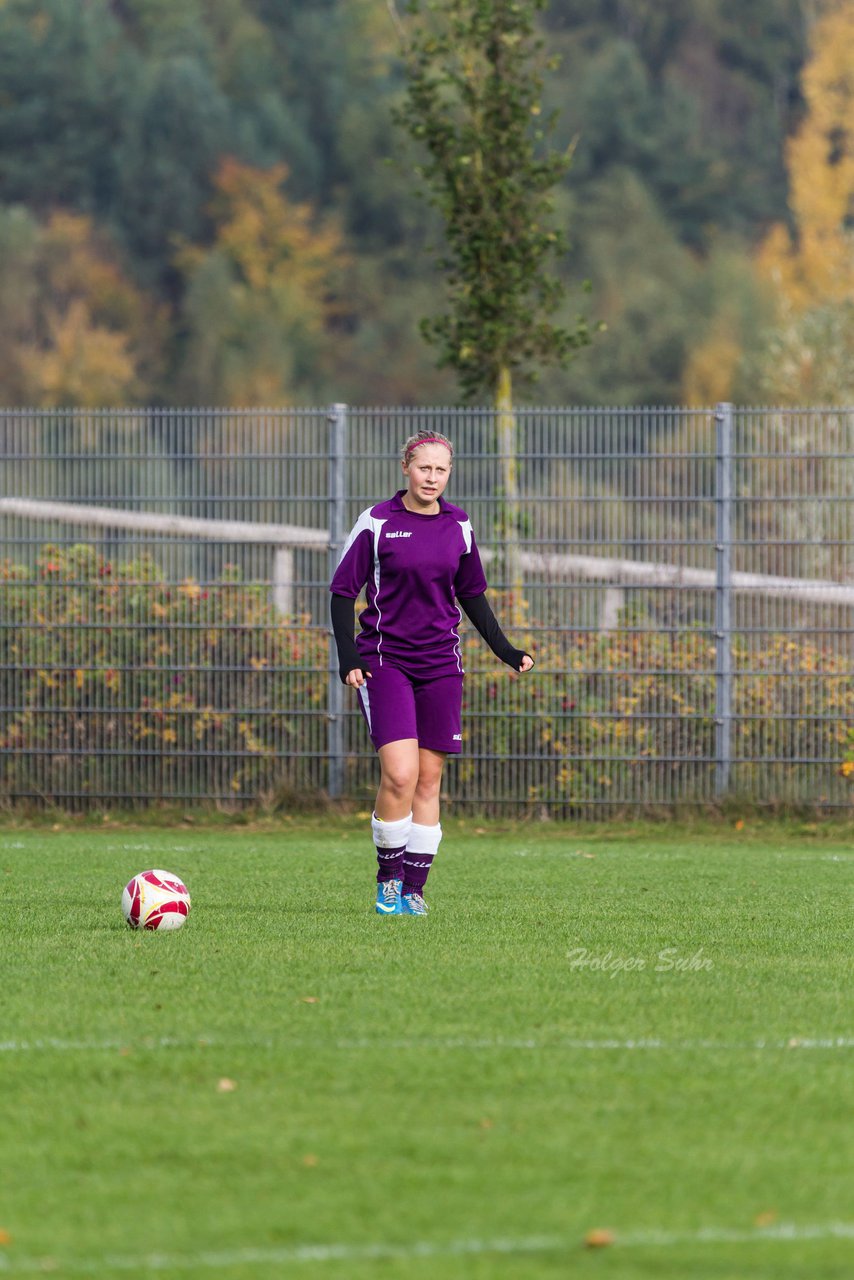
519, 654, 534, 673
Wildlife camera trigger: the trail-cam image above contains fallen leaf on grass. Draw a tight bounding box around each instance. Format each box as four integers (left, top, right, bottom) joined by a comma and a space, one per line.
754, 1210, 778, 1227
302, 1154, 319, 1168
478, 1117, 494, 1130
0, 1230, 12, 1246
584, 1229, 614, 1248
217, 1078, 237, 1093
299, 996, 319, 1004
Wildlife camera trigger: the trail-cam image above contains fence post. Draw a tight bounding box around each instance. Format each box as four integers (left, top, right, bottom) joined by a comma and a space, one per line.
327, 404, 348, 799
271, 547, 294, 617
714, 402, 733, 799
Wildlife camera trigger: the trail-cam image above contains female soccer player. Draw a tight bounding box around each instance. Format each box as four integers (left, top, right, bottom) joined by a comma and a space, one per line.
329, 430, 534, 916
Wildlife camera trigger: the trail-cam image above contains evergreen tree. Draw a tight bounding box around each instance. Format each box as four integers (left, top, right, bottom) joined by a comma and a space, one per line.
115, 55, 234, 291
0, 0, 132, 216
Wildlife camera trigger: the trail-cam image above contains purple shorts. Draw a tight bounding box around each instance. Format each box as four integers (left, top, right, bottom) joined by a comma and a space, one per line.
356, 663, 464, 754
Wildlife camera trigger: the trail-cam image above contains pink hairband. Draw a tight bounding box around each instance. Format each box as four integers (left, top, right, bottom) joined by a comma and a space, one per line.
406, 438, 453, 459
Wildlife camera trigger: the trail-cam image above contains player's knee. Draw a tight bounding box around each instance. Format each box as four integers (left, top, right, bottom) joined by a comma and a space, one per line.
381, 764, 417, 797
414, 772, 442, 803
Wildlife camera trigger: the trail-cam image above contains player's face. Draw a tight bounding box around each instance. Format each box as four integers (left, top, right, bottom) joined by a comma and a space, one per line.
402, 445, 452, 509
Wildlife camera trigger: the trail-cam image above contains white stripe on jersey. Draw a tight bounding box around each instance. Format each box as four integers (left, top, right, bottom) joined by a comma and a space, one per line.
451, 518, 473, 674
452, 602, 464, 674
370, 518, 386, 665
358, 682, 372, 731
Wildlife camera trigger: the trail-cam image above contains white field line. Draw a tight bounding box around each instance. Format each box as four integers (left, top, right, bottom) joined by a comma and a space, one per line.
0, 1222, 853, 1273
775, 852, 854, 862
511, 848, 854, 862
1, 1033, 853, 1055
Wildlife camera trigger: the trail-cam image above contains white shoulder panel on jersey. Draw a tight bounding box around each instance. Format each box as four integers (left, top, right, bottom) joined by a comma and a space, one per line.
336, 507, 386, 567
459, 518, 474, 555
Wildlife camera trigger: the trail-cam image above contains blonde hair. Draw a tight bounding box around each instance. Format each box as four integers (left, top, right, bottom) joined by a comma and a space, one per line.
400, 430, 454, 467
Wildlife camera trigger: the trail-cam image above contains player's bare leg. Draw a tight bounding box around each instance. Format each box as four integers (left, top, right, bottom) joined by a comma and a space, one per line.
412, 748, 445, 826
376, 738, 419, 821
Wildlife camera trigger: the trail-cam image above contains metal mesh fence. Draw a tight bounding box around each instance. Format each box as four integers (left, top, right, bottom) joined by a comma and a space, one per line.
1, 405, 852, 814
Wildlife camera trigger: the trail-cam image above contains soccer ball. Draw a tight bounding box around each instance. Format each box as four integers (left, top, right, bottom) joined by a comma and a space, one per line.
122, 869, 191, 931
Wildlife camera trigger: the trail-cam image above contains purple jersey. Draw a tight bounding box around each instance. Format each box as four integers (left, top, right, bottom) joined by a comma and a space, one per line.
329, 490, 489, 678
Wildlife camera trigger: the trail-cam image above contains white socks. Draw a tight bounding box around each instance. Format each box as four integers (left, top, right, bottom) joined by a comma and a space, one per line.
371, 811, 412, 849
406, 822, 442, 857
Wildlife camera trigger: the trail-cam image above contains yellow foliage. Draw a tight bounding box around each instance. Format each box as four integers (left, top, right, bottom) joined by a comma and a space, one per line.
211, 159, 344, 302
41, 213, 141, 325
20, 299, 137, 408
681, 314, 743, 406
178, 158, 345, 321
11, 212, 162, 407
177, 159, 347, 405
758, 4, 854, 310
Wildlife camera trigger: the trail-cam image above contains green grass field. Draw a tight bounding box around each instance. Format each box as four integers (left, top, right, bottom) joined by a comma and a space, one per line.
1, 818, 852, 1279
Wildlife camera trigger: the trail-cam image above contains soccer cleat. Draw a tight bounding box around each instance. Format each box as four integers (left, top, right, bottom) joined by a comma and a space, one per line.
375, 878, 403, 914
401, 891, 429, 916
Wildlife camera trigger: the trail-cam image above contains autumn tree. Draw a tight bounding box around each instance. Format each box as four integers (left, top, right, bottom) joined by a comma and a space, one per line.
760, 5, 853, 307
755, 1, 854, 402
0, 208, 161, 406
175, 158, 346, 405
730, 2, 854, 578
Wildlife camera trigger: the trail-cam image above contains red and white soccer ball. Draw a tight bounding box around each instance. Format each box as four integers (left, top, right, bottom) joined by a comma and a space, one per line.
122, 869, 191, 931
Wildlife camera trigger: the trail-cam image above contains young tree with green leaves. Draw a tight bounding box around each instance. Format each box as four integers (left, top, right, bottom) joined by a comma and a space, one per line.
391, 0, 590, 401
390, 0, 594, 619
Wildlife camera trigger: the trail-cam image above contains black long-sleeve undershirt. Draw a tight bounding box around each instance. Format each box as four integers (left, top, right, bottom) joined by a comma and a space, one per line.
330, 592, 532, 683
330, 593, 365, 683
457, 593, 532, 672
